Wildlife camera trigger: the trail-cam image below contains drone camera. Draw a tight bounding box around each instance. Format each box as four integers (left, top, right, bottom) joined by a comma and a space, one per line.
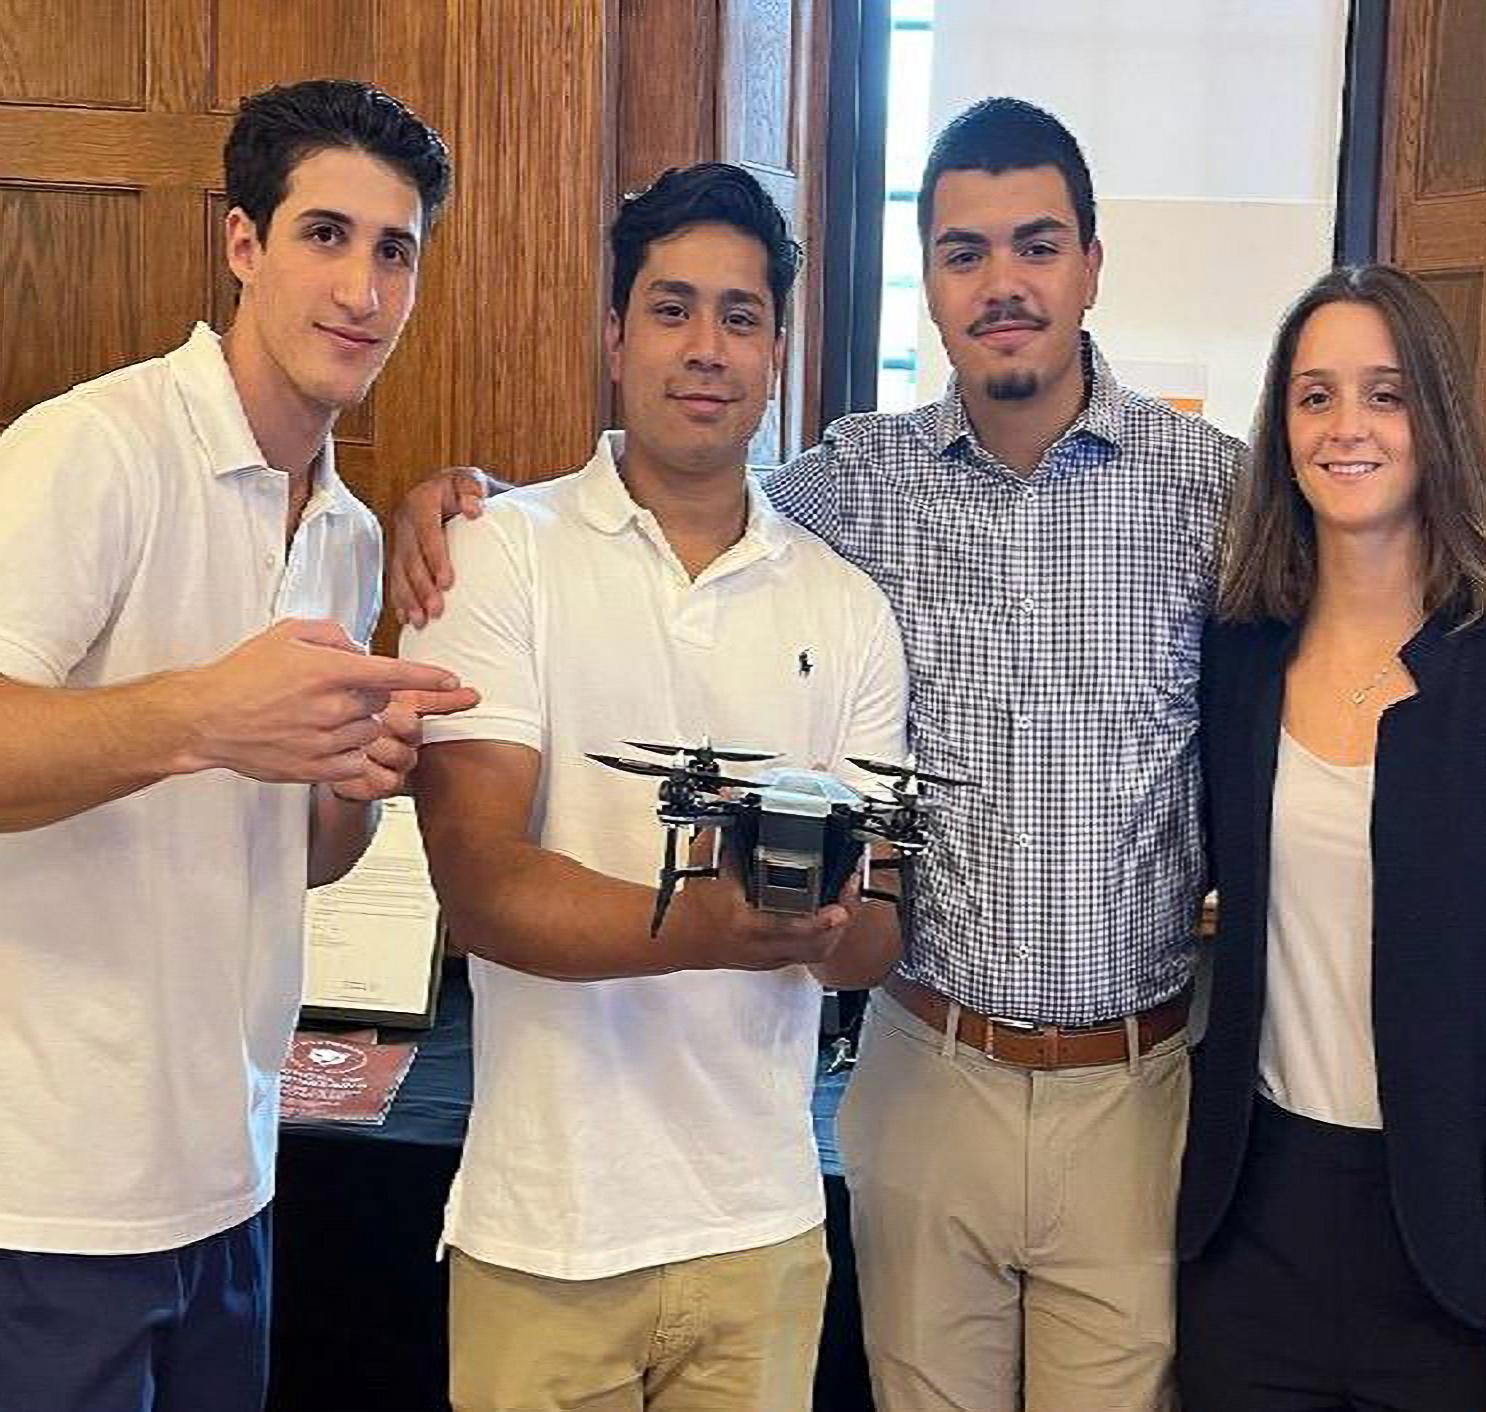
753, 801, 831, 913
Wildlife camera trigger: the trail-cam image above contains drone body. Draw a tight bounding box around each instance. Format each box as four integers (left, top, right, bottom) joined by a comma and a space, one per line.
586, 742, 969, 936
728, 769, 866, 915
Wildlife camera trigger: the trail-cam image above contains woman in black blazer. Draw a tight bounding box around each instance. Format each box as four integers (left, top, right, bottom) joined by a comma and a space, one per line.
1177, 265, 1486, 1411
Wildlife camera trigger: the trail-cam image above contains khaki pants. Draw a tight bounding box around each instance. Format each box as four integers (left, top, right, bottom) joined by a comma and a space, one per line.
839, 991, 1189, 1412
448, 1226, 828, 1412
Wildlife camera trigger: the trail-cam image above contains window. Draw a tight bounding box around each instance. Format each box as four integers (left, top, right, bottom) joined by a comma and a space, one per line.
875, 0, 936, 413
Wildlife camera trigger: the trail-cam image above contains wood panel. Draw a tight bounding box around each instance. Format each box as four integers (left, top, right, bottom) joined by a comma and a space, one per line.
725, 0, 795, 172
445, 0, 609, 482
617, 0, 718, 195
0, 106, 227, 185
719, 0, 826, 464
0, 0, 144, 108
146, 0, 213, 113
1418, 270, 1482, 376
212, 0, 376, 112
138, 185, 211, 367
0, 184, 140, 421
1419, 0, 1486, 197
1382, 0, 1486, 413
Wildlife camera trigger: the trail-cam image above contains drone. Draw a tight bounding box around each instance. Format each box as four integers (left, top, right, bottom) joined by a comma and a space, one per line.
586, 740, 972, 936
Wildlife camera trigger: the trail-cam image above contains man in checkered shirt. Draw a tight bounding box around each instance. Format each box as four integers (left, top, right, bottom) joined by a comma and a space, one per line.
392, 97, 1241, 1412
764, 98, 1240, 1412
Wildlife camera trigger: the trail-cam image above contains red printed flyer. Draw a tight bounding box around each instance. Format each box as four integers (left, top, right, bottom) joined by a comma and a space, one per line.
280, 1032, 417, 1125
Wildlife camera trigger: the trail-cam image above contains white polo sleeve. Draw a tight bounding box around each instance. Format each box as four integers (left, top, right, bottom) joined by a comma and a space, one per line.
837, 590, 910, 786
0, 402, 143, 686
400, 506, 543, 751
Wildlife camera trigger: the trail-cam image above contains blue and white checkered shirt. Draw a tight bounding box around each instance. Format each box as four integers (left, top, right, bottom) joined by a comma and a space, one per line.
765, 338, 1243, 1023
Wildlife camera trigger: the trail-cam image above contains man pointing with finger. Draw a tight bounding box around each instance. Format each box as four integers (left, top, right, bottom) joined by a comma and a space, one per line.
0, 81, 472, 1412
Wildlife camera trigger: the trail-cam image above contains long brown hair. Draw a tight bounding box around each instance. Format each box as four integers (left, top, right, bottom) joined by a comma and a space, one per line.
1218, 263, 1486, 626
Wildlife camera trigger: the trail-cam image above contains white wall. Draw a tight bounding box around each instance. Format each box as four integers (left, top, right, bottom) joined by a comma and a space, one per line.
911, 0, 1349, 437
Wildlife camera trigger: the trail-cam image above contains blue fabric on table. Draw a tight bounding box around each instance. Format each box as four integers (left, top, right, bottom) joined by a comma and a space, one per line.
294, 959, 851, 1175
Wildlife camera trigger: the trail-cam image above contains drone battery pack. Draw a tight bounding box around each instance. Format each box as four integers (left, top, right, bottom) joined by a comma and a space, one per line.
729, 804, 864, 914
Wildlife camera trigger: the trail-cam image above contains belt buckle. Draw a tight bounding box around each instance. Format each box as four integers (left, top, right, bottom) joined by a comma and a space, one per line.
984, 1013, 1038, 1062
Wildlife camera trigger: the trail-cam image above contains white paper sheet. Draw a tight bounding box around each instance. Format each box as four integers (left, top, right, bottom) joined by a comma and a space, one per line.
302, 797, 440, 1019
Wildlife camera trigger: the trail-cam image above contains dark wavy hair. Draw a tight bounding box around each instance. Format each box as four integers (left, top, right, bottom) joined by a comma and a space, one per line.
1219, 263, 1486, 627
918, 96, 1096, 249
225, 79, 452, 240
610, 163, 802, 333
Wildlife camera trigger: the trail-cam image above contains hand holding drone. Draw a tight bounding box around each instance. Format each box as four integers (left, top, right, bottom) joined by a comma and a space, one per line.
586, 741, 970, 937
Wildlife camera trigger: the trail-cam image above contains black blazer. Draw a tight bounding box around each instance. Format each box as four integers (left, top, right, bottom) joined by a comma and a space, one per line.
1178, 613, 1486, 1329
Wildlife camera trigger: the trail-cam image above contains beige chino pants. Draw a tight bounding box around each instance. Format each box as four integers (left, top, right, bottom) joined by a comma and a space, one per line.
838, 990, 1189, 1412
448, 1226, 828, 1412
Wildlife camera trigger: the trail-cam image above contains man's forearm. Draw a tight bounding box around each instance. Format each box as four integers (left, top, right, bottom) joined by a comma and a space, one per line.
307, 789, 380, 887
424, 831, 692, 980
0, 673, 200, 831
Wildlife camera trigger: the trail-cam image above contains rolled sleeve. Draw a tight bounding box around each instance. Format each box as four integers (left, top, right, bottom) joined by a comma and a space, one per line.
0, 404, 140, 685
400, 507, 543, 751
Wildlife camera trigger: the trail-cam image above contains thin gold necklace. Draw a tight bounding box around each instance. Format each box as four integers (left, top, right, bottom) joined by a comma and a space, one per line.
1345, 614, 1425, 708
1347, 659, 1398, 707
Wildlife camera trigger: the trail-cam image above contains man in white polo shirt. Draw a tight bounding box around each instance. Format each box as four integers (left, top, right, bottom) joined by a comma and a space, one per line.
0, 81, 474, 1412
406, 163, 909, 1412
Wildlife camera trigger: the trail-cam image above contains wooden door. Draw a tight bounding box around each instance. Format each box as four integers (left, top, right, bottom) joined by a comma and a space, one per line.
616, 0, 830, 463
1380, 0, 1486, 407
719, 0, 828, 463
0, 1, 611, 648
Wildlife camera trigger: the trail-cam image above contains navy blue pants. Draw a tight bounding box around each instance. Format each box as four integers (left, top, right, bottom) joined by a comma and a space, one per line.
1179, 1100, 1486, 1411
0, 1207, 271, 1412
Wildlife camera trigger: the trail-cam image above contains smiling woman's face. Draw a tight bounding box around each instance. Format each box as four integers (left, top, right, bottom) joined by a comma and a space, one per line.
1287, 299, 1419, 540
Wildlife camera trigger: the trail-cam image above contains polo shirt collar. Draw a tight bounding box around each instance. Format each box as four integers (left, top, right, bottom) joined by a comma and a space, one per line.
928, 332, 1126, 459
575, 431, 791, 561
165, 322, 356, 517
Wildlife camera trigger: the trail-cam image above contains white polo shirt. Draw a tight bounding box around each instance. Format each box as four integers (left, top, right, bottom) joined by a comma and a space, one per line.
0, 324, 381, 1254
407, 431, 908, 1280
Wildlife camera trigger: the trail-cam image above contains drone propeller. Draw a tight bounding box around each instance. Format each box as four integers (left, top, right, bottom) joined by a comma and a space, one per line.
625, 741, 781, 764
586, 754, 762, 791
848, 757, 973, 789
859, 793, 949, 814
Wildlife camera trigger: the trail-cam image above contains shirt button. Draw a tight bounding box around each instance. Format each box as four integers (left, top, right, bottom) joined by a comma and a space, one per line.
1019, 596, 1036, 614
1014, 713, 1032, 729
263, 553, 277, 569
1015, 831, 1033, 847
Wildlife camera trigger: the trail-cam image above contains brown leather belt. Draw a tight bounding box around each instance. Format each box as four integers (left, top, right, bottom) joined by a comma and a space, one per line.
883, 973, 1189, 1070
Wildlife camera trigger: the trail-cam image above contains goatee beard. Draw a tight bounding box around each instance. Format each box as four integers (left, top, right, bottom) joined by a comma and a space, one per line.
986, 370, 1039, 401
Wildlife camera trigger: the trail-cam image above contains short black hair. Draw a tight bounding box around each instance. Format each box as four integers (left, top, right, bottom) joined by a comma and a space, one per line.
917, 97, 1095, 249
610, 163, 802, 333
225, 79, 452, 241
